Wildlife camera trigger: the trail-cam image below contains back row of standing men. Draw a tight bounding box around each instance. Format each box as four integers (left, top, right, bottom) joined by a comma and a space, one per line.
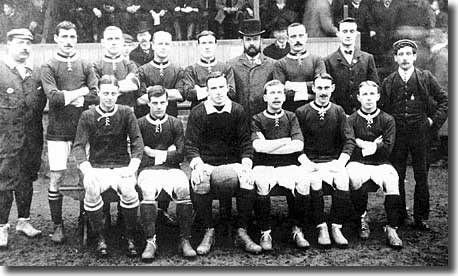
0, 17, 447, 262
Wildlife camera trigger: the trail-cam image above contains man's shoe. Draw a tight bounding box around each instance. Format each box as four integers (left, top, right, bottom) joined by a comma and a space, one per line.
142, 236, 157, 263
157, 209, 178, 227
317, 223, 331, 248
234, 228, 262, 254
291, 225, 310, 249
180, 238, 197, 258
196, 228, 215, 255
126, 238, 138, 257
359, 212, 370, 240
16, 218, 42, 238
414, 219, 430, 231
385, 225, 403, 249
51, 224, 65, 244
331, 223, 348, 248
96, 237, 108, 257
0, 224, 10, 249
260, 230, 273, 251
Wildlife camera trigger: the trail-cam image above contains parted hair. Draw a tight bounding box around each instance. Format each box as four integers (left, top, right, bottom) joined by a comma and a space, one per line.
99, 75, 119, 88
205, 71, 226, 86
147, 85, 168, 100
197, 30, 217, 44
55, 21, 77, 36
263, 80, 285, 94
313, 73, 334, 84
358, 80, 379, 94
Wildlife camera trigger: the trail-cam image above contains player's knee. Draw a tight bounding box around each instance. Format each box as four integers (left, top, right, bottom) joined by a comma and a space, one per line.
384, 179, 400, 195
349, 174, 364, 190
49, 171, 65, 191
255, 179, 271, 196
174, 180, 191, 201
295, 181, 311, 196
333, 174, 350, 191
193, 173, 211, 195
310, 174, 322, 191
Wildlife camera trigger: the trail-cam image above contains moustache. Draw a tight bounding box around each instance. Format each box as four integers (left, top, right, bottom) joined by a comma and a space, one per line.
294, 42, 303, 46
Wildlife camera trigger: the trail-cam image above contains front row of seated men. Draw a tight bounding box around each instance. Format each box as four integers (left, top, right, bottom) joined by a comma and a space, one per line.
72, 71, 403, 261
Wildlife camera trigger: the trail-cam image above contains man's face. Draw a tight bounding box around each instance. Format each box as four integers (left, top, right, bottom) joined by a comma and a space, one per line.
243, 35, 261, 57
357, 85, 380, 112
3, 4, 13, 16
431, 1, 439, 11
288, 25, 307, 53
102, 28, 124, 56
122, 41, 135, 58
54, 28, 77, 56
153, 32, 172, 60
394, 46, 416, 70
98, 84, 119, 110
137, 31, 151, 49
148, 93, 168, 119
207, 76, 228, 106
312, 78, 335, 106
198, 35, 217, 60
7, 37, 32, 63
264, 85, 285, 112
337, 22, 358, 47
273, 29, 288, 44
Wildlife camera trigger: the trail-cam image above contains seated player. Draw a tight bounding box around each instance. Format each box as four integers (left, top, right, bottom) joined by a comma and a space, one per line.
72, 75, 144, 257
185, 71, 261, 255
295, 73, 356, 248
137, 85, 196, 262
347, 80, 403, 249
252, 80, 319, 251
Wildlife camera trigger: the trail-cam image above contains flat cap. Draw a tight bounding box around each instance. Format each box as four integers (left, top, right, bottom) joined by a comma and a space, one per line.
392, 39, 418, 51
7, 28, 33, 41
123, 33, 134, 43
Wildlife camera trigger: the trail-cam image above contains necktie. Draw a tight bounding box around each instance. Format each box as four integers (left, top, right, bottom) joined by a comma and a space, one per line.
344, 50, 353, 55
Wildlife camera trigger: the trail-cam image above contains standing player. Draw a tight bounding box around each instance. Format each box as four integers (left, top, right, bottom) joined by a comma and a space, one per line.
252, 80, 319, 251
295, 73, 355, 248
183, 30, 236, 109
0, 29, 46, 248
95, 26, 139, 108
347, 81, 403, 248
72, 75, 144, 257
137, 85, 196, 262
325, 17, 379, 115
273, 23, 326, 113
40, 21, 98, 244
380, 39, 448, 230
185, 71, 261, 255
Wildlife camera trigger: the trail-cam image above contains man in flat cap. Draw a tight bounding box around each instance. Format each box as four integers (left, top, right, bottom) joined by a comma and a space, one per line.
380, 39, 448, 230
0, 28, 46, 249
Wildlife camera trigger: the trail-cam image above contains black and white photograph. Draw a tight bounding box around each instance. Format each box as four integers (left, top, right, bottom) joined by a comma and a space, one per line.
0, 0, 449, 267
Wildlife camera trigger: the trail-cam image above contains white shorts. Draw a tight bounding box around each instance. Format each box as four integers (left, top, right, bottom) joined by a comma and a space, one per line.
253, 165, 310, 195
138, 168, 189, 202
346, 161, 399, 194
47, 140, 73, 171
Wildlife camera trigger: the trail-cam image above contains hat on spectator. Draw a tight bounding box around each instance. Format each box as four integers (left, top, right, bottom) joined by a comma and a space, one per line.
392, 39, 418, 52
6, 28, 33, 41
271, 18, 289, 32
123, 33, 134, 43
238, 19, 265, 36
135, 20, 153, 34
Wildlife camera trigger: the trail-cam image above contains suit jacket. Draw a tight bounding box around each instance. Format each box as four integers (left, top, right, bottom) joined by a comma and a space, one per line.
302, 0, 337, 37
380, 68, 448, 131
263, 42, 290, 60
325, 47, 379, 114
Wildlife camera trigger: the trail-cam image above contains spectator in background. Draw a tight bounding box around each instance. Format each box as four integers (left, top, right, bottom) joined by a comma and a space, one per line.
129, 21, 154, 68
26, 0, 46, 43
302, 0, 337, 37
122, 34, 136, 59
172, 0, 203, 41
215, 0, 254, 39
0, 1, 28, 43
68, 0, 99, 42
119, 1, 143, 37
393, 0, 433, 41
139, 0, 174, 34
430, 0, 448, 32
345, 0, 376, 53
261, 0, 297, 38
263, 19, 290, 60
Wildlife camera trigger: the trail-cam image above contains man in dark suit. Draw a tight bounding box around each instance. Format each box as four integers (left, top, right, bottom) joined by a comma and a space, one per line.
262, 19, 290, 60
129, 20, 154, 68
325, 17, 379, 115
380, 39, 448, 230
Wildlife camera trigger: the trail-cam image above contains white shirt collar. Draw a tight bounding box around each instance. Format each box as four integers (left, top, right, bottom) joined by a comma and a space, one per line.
4, 56, 32, 71
146, 114, 168, 125
204, 98, 232, 114
398, 67, 415, 82
352, 2, 360, 8
276, 41, 287, 49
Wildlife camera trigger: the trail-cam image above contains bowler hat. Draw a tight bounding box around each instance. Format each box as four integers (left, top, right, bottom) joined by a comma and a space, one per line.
271, 18, 289, 32
238, 19, 265, 36
6, 28, 33, 41
135, 20, 153, 34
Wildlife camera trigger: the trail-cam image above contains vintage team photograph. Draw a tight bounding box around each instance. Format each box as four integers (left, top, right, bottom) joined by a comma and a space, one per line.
0, 0, 449, 267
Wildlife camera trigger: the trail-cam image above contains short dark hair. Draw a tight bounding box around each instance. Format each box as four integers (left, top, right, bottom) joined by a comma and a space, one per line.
338, 17, 357, 29
358, 80, 379, 94
313, 73, 334, 84
205, 71, 226, 87
99, 75, 119, 88
197, 30, 217, 44
147, 85, 168, 101
55, 21, 77, 36
287, 23, 306, 35
263, 80, 284, 94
